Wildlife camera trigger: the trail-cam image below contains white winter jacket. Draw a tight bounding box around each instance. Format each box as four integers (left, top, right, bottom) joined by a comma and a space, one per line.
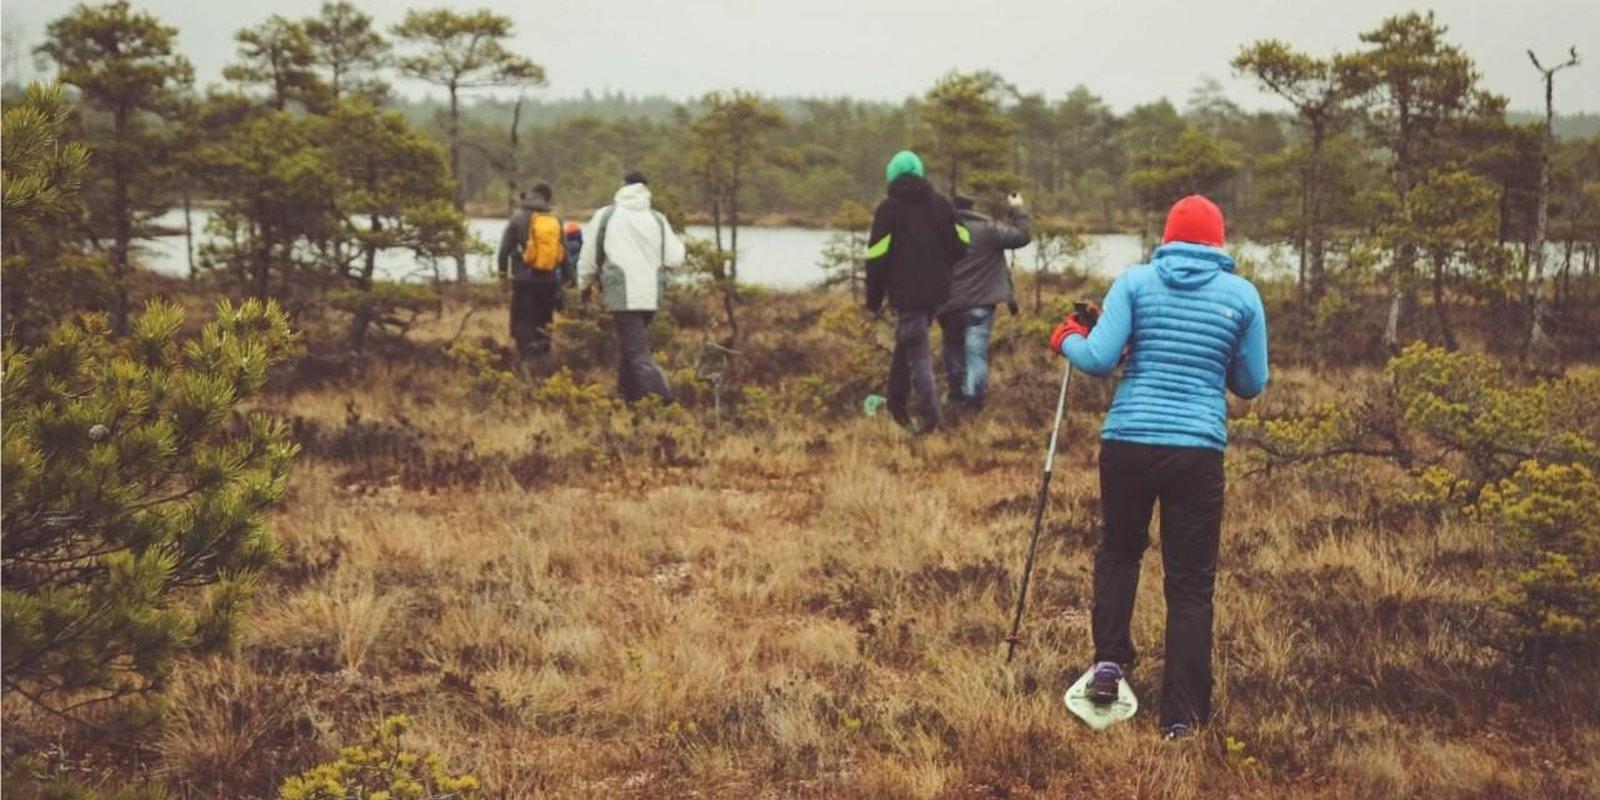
578, 183, 686, 312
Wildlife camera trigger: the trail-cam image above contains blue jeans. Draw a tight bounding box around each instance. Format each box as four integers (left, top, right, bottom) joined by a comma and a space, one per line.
938, 306, 995, 409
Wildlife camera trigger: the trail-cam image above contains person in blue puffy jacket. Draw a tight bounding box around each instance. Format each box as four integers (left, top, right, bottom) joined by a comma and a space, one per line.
1049, 194, 1269, 740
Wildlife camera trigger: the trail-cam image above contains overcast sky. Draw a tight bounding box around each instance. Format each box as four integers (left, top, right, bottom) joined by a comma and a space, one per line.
4, 0, 1597, 113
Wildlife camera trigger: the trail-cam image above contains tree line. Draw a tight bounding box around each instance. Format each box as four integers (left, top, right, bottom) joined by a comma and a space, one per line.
4, 2, 1599, 357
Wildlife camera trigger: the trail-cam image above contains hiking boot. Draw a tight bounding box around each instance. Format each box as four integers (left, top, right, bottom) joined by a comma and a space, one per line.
1087, 661, 1122, 706
1162, 723, 1193, 741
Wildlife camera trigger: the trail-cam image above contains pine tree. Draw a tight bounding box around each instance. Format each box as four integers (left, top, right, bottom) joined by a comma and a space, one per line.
1, 81, 107, 345
37, 1, 193, 334
391, 8, 545, 282
2, 298, 299, 719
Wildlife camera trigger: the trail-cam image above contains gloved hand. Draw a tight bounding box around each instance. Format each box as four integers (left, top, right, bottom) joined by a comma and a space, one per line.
1049, 302, 1100, 354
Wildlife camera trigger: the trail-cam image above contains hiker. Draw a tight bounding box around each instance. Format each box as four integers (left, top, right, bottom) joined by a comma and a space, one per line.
939, 192, 1030, 412
1049, 195, 1269, 740
497, 183, 567, 360
865, 150, 968, 433
561, 221, 583, 289
577, 170, 686, 403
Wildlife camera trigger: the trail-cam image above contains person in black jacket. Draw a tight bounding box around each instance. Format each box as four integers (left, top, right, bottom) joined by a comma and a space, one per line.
865, 150, 968, 433
939, 192, 1030, 411
497, 183, 565, 362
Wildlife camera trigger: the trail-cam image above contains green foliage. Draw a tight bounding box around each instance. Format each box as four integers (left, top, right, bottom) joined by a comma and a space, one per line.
817, 228, 867, 300
304, 1, 391, 103
689, 90, 784, 263
2, 82, 91, 235
1236, 344, 1600, 667
278, 715, 481, 800
1, 81, 110, 346
39, 0, 195, 329
194, 110, 333, 297
38, 1, 194, 116
390, 9, 544, 91
533, 368, 618, 426
1237, 344, 1599, 487
920, 71, 1017, 197
2, 299, 299, 715
1474, 461, 1600, 662
193, 97, 468, 305
1386, 343, 1599, 484
225, 15, 327, 112
445, 339, 518, 406
327, 282, 439, 350
1129, 126, 1243, 213
1025, 221, 1087, 314
316, 100, 469, 283
0, 756, 173, 800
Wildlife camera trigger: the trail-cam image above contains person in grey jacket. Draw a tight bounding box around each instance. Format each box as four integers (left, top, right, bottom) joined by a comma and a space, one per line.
938, 192, 1031, 410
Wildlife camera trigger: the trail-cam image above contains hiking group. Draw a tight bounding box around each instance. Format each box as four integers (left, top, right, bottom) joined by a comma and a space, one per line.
498, 149, 1271, 740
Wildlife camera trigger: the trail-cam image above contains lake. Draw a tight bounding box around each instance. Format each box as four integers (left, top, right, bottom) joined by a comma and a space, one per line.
143, 208, 1295, 288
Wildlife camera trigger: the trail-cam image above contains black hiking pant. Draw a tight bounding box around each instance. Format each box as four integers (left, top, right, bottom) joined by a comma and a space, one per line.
612, 311, 671, 403
886, 309, 942, 430
1091, 439, 1225, 729
511, 281, 559, 356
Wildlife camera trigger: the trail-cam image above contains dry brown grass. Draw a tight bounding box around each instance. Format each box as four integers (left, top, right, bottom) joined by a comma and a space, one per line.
36, 284, 1599, 798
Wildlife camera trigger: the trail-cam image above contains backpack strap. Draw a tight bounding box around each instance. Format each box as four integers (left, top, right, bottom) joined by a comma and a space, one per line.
595, 206, 616, 269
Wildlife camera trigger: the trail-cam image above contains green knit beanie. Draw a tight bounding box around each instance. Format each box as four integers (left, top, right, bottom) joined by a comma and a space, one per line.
885, 150, 925, 183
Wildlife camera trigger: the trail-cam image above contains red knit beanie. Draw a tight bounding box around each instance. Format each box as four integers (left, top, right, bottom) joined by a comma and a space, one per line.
1162, 195, 1225, 247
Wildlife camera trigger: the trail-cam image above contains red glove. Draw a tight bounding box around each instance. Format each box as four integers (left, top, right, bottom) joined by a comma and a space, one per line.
1050, 317, 1090, 354
1049, 302, 1100, 354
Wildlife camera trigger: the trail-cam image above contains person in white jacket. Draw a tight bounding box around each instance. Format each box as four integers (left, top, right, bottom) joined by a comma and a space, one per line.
578, 171, 687, 402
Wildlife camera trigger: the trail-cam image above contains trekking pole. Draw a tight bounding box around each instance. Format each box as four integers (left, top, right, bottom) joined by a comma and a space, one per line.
1004, 356, 1073, 663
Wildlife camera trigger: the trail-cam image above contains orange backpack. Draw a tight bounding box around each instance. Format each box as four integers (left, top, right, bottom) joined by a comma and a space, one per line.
522, 212, 565, 272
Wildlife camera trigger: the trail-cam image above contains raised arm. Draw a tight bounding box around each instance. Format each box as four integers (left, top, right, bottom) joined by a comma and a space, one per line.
993, 208, 1032, 249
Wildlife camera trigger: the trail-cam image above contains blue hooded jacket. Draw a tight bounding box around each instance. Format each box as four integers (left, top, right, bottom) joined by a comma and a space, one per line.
1060, 242, 1269, 452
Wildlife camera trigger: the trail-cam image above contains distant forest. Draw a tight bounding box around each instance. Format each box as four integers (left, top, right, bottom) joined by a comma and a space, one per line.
388, 85, 1600, 242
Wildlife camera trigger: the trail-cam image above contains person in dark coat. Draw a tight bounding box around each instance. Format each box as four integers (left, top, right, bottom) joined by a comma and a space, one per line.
939, 192, 1030, 411
864, 150, 968, 433
497, 183, 565, 360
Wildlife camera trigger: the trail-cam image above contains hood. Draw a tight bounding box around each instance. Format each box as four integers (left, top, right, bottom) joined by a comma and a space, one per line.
887, 173, 933, 202
1152, 242, 1235, 289
955, 209, 990, 225
521, 197, 550, 213
613, 182, 652, 211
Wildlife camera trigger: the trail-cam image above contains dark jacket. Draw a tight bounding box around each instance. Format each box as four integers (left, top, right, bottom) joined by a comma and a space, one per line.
497, 197, 562, 285
944, 208, 1030, 312
865, 174, 967, 312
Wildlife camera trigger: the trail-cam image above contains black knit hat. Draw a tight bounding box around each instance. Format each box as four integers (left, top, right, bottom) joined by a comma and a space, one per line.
532, 182, 552, 201
623, 170, 648, 186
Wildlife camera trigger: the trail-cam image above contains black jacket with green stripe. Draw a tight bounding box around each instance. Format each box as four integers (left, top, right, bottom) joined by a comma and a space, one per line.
865, 174, 968, 312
